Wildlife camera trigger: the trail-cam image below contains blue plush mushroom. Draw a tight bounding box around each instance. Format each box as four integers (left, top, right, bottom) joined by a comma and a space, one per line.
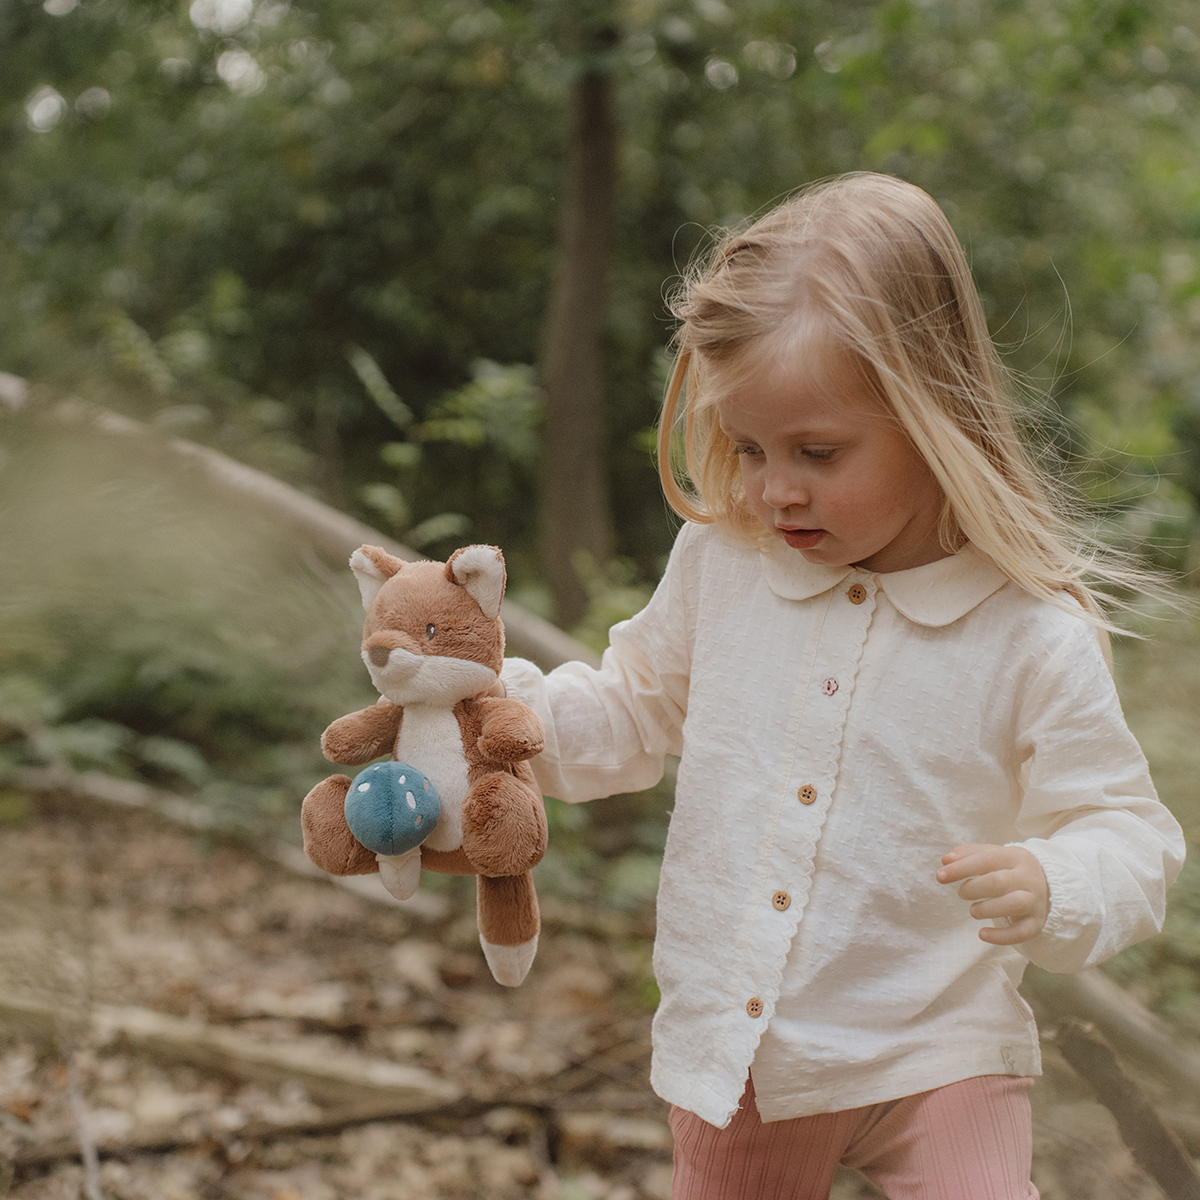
344, 761, 441, 856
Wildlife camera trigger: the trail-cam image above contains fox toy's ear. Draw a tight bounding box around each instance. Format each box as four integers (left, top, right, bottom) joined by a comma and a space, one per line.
350, 545, 405, 610
447, 545, 505, 619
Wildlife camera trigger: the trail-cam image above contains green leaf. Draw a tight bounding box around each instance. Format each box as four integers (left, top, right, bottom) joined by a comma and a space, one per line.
347, 345, 413, 430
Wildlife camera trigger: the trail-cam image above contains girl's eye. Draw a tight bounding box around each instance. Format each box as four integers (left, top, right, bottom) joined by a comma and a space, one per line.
733, 444, 762, 457
803, 447, 836, 462
426, 623, 436, 640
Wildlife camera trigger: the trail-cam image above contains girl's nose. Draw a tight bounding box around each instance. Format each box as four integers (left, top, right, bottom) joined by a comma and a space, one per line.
761, 464, 808, 511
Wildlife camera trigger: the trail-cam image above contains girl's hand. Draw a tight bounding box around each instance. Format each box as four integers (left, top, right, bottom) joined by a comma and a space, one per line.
936, 844, 1050, 946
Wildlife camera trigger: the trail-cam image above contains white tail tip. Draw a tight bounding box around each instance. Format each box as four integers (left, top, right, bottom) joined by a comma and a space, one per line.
480, 933, 538, 987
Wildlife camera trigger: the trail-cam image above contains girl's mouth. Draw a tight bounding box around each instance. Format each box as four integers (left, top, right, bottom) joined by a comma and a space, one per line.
781, 528, 826, 550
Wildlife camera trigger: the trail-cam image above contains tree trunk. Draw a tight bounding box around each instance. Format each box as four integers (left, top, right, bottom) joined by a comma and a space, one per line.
539, 23, 618, 627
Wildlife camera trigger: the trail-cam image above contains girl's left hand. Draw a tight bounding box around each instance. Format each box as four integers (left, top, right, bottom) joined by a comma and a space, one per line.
936, 844, 1051, 945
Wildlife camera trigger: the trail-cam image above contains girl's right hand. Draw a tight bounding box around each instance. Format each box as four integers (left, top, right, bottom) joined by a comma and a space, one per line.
936, 844, 1051, 945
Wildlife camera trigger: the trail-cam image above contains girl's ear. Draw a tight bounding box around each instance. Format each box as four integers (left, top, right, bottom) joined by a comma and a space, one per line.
350, 545, 404, 610
447, 545, 506, 618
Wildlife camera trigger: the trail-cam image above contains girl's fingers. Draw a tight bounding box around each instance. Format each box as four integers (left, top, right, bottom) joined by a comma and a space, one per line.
938, 848, 992, 880
955, 870, 1022, 901
939, 844, 1050, 944
940, 843, 990, 866
977, 917, 1042, 945
967, 893, 1036, 921
937, 846, 1017, 883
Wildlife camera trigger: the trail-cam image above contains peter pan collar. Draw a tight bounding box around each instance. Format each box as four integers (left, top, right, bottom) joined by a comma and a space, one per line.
759, 538, 1009, 627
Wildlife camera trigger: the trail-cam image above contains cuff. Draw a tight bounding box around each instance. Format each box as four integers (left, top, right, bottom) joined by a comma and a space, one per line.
1009, 838, 1099, 973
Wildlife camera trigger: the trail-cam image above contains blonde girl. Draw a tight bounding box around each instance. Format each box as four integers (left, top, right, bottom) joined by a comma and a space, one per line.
500, 173, 1185, 1199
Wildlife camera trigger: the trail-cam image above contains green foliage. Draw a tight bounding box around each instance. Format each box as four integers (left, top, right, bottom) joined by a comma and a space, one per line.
568, 553, 658, 655
5, 0, 1200, 579
534, 782, 672, 912
415, 359, 541, 465
0, 789, 33, 829
347, 345, 414, 431
355, 356, 541, 552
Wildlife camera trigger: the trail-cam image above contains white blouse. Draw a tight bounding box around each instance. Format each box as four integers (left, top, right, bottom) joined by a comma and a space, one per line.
501, 522, 1185, 1128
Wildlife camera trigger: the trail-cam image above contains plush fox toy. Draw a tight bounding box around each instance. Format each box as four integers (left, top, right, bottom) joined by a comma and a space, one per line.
301, 544, 548, 987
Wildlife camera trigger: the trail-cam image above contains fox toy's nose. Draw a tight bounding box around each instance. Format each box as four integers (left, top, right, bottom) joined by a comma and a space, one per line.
364, 640, 422, 680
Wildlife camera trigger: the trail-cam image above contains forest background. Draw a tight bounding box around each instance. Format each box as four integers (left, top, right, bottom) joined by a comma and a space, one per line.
3, 0, 1200, 1031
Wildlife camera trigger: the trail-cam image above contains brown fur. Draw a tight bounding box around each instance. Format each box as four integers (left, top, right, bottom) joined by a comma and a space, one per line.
320, 700, 402, 765
419, 846, 477, 875
357, 546, 405, 578
300, 544, 548, 986
477, 873, 540, 947
300, 775, 378, 875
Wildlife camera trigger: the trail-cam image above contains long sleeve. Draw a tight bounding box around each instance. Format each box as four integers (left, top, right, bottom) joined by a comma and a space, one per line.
1012, 617, 1186, 973
501, 525, 697, 803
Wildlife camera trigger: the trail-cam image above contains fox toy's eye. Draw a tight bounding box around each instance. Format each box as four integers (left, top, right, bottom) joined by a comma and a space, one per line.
426, 623, 436, 640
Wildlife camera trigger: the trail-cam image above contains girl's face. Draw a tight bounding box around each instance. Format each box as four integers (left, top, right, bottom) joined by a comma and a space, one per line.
717, 333, 948, 574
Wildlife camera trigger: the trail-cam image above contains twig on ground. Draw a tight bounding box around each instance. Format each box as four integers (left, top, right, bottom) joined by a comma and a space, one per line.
12, 1099, 480, 1172
12, 1088, 660, 1175
66, 1056, 105, 1200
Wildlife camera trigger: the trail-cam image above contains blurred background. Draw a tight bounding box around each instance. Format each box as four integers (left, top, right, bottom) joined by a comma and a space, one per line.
3, 0, 1200, 1033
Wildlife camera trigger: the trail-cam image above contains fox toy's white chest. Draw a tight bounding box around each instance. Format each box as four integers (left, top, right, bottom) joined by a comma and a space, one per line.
393, 704, 469, 851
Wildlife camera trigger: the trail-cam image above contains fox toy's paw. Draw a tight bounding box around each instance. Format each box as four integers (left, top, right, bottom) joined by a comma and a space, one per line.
301, 775, 377, 875
462, 775, 548, 878
320, 700, 403, 767
476, 699, 546, 763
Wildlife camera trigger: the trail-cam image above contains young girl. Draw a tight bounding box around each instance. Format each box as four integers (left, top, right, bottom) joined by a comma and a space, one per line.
500, 173, 1186, 1199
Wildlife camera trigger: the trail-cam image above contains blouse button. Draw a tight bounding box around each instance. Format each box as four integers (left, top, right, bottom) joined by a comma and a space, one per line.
746, 997, 764, 1018
797, 784, 817, 805
772, 890, 791, 911
848, 583, 866, 604
821, 677, 839, 696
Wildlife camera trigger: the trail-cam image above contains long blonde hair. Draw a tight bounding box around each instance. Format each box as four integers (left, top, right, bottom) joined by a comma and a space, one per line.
658, 172, 1153, 628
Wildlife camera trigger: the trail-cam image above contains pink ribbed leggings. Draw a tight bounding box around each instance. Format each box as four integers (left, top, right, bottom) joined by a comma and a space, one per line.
669, 1073, 1038, 1200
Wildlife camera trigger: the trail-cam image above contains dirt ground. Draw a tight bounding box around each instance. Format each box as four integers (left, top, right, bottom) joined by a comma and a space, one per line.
0, 791, 1188, 1199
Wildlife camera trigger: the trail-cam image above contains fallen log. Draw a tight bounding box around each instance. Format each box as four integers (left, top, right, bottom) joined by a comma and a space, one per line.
0, 990, 461, 1113
1023, 965, 1200, 1100
26, 392, 599, 672
1054, 1018, 1200, 1200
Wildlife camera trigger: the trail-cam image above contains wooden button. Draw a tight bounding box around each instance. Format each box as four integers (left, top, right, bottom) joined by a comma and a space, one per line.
798, 784, 817, 805
746, 997, 764, 1018
821, 677, 839, 696
772, 890, 791, 911
848, 583, 866, 604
